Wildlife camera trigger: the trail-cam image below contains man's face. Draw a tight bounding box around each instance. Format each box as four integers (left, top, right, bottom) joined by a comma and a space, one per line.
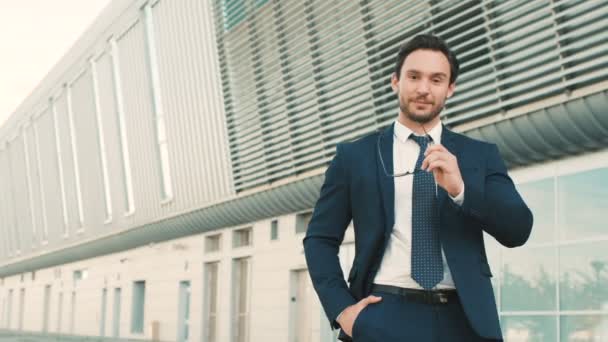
391, 49, 455, 124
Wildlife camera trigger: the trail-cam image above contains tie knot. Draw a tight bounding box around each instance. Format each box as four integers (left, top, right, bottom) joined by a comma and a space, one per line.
410, 134, 430, 148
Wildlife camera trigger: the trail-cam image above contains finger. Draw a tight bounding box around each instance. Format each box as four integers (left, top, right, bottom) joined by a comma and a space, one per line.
363, 295, 383, 305
422, 153, 445, 170
424, 149, 458, 169
424, 149, 449, 159
427, 160, 449, 173
424, 144, 448, 156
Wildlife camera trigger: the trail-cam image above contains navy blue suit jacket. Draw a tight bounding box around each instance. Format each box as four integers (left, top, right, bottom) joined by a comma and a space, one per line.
303, 124, 533, 340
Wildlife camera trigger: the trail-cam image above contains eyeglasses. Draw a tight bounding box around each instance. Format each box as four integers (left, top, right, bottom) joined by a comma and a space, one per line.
377, 124, 432, 178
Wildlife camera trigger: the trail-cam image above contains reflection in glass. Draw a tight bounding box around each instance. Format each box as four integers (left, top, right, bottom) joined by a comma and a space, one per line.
501, 247, 556, 311
558, 168, 608, 241
560, 242, 608, 311
518, 178, 555, 243
561, 315, 608, 342
501, 315, 556, 342
492, 168, 608, 340
484, 233, 501, 302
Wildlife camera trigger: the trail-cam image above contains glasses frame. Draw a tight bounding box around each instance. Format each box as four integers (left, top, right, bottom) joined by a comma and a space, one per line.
377, 124, 432, 178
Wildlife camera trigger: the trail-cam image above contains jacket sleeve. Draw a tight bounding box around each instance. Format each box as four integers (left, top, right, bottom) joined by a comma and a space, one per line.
458, 143, 533, 247
303, 144, 356, 329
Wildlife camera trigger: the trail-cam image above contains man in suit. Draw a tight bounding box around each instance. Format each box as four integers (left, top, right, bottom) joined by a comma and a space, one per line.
303, 34, 533, 341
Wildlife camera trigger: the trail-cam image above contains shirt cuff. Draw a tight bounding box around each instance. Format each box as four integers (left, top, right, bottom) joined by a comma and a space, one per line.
449, 185, 465, 206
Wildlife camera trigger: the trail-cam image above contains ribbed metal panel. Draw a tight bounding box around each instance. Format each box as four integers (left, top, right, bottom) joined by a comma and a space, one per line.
465, 89, 608, 167
0, 0, 235, 266
0, 149, 11, 258
213, 0, 608, 192
0, 0, 606, 274
3, 144, 20, 256
0, 173, 323, 277
6, 145, 21, 256
3, 85, 608, 275
144, 2, 175, 202
90, 58, 114, 223
117, 19, 165, 223
70, 70, 107, 236
23, 124, 45, 248
151, 0, 233, 210
8, 137, 30, 254
53, 91, 81, 238
95, 52, 131, 222
34, 108, 63, 248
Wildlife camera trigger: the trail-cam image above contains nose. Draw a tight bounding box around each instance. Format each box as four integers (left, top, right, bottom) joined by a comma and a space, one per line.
416, 80, 430, 95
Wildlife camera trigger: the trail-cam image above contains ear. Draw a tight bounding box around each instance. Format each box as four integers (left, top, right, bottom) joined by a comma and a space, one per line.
446, 82, 456, 98
390, 73, 399, 93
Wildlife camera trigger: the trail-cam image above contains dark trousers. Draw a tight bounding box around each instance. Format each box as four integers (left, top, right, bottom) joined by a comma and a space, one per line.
350, 289, 501, 341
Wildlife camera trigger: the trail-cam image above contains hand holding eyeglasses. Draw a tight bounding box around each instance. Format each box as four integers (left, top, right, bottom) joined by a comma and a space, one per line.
421, 143, 464, 197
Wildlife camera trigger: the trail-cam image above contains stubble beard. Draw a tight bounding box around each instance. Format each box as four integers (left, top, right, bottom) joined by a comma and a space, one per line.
399, 96, 445, 124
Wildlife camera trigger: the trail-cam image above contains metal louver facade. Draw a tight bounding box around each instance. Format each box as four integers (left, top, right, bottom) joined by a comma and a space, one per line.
213, 0, 608, 193
0, 0, 606, 278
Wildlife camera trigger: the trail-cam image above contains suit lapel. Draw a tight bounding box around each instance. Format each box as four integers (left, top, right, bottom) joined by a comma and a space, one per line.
376, 124, 462, 230
377, 124, 395, 233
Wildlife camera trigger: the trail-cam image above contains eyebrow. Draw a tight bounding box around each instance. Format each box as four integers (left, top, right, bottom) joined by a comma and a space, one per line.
406, 70, 448, 79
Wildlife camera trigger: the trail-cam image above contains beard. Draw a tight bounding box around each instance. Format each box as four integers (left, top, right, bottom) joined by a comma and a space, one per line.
398, 95, 445, 124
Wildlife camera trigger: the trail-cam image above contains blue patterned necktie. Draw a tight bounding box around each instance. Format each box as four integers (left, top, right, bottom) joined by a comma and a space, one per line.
410, 134, 443, 289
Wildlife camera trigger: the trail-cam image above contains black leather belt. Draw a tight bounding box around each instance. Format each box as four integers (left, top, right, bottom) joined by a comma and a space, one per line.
372, 284, 457, 305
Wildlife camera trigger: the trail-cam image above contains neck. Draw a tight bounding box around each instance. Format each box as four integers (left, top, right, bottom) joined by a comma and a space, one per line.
397, 112, 441, 135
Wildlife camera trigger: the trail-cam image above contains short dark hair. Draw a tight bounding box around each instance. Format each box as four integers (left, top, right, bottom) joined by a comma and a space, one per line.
394, 34, 460, 84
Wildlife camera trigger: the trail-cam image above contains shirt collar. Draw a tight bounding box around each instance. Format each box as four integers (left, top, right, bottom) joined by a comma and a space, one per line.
394, 119, 442, 144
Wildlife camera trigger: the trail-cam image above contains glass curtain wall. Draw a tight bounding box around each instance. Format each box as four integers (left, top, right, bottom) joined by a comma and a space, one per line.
488, 167, 608, 341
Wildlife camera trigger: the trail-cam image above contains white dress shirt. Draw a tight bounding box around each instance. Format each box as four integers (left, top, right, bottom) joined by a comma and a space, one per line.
373, 120, 464, 290
336, 120, 466, 323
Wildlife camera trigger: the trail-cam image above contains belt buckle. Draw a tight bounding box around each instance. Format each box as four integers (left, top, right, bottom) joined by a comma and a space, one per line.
437, 292, 448, 304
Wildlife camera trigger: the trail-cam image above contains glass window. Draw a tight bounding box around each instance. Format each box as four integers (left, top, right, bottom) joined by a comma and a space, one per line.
558, 168, 608, 241
232, 258, 250, 342
501, 315, 557, 342
295, 212, 312, 234
178, 281, 191, 342
7, 289, 13, 328
501, 247, 556, 311
205, 234, 221, 253
560, 315, 608, 342
131, 281, 146, 333
560, 242, 608, 311
204, 262, 219, 342
73, 269, 88, 286
483, 234, 501, 302
73, 270, 82, 286
517, 178, 555, 243
233, 228, 252, 248
270, 220, 278, 241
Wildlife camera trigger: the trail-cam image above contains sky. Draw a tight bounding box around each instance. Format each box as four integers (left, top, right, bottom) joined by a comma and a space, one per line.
0, 0, 113, 127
